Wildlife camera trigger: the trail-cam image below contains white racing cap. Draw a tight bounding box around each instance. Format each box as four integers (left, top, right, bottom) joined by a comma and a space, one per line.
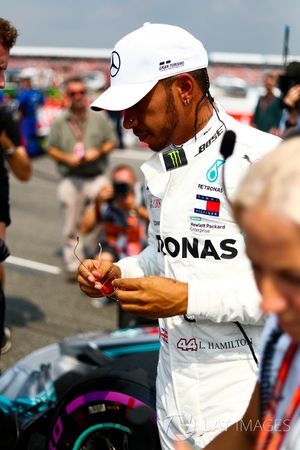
91, 22, 208, 111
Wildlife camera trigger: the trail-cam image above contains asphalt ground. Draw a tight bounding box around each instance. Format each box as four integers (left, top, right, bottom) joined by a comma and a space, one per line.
0, 147, 151, 372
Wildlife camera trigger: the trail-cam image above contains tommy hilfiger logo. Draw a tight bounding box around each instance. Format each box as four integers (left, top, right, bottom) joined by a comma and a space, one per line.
194, 194, 220, 217
159, 60, 185, 71
163, 146, 188, 171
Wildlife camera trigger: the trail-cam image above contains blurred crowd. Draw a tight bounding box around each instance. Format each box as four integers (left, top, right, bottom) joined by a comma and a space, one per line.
2, 59, 300, 157
1, 64, 136, 155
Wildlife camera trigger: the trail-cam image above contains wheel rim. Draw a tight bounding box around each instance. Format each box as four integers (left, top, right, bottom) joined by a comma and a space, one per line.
73, 423, 132, 450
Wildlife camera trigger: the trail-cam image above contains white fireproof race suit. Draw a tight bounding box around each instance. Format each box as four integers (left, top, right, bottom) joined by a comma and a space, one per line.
116, 103, 281, 449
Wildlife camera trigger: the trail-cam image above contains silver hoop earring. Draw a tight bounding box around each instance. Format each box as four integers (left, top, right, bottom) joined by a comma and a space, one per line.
184, 98, 190, 106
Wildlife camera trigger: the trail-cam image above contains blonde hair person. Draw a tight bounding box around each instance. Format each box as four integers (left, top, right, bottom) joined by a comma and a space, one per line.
233, 136, 300, 225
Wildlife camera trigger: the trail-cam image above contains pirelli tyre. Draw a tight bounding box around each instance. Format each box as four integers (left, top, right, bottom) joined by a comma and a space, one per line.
47, 351, 161, 450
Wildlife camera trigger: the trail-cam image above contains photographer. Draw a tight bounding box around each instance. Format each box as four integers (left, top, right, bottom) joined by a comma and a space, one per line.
252, 70, 282, 135
80, 164, 148, 263
278, 61, 300, 137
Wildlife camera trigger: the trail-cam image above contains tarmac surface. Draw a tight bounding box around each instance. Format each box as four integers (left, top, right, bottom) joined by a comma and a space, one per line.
1, 147, 151, 372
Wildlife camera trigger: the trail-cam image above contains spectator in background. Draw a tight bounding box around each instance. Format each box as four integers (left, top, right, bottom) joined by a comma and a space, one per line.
252, 70, 282, 135
278, 61, 300, 138
102, 66, 125, 149
0, 104, 32, 181
80, 164, 148, 315
107, 110, 125, 149
80, 164, 148, 263
47, 76, 117, 281
17, 73, 45, 157
0, 17, 32, 355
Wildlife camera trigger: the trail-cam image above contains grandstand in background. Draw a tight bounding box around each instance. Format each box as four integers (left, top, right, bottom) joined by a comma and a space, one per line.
9, 46, 300, 85
7, 47, 300, 131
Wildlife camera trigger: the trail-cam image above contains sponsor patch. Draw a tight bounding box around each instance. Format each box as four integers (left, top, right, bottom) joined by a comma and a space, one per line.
206, 159, 225, 183
159, 60, 185, 72
160, 327, 168, 343
194, 194, 220, 217
156, 235, 238, 260
194, 125, 224, 157
162, 147, 188, 171
197, 183, 223, 193
150, 198, 161, 209
190, 221, 226, 235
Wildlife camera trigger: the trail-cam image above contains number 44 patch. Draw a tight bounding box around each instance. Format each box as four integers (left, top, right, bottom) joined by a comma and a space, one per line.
177, 338, 198, 351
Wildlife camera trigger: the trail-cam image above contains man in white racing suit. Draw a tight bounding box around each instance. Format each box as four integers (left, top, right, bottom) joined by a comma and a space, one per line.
193, 135, 300, 450
77, 23, 281, 449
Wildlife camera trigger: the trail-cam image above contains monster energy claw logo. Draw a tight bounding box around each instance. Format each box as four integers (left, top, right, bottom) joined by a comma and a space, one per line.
163, 147, 188, 171
170, 149, 181, 167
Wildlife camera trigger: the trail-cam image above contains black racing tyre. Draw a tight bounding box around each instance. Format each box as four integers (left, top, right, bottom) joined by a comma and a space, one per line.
47, 351, 161, 450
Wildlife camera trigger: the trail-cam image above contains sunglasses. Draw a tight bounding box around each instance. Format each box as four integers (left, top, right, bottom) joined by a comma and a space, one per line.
74, 237, 116, 296
67, 90, 86, 97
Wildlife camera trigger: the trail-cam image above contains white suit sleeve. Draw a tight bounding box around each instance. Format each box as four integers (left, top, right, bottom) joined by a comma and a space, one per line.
187, 272, 265, 325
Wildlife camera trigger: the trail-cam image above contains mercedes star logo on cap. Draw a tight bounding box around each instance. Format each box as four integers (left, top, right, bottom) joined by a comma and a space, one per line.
110, 51, 121, 77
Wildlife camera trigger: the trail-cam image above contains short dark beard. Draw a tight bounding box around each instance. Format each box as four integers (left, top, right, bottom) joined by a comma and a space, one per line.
160, 90, 180, 144
71, 103, 86, 116
149, 81, 179, 152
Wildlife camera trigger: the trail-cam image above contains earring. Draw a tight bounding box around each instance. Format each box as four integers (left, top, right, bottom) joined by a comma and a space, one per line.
183, 98, 190, 106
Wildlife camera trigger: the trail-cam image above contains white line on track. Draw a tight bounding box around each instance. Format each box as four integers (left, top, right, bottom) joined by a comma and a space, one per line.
5, 255, 62, 275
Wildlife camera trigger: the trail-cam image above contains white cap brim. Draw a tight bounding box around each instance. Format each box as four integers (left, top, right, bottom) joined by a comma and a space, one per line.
90, 80, 158, 111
